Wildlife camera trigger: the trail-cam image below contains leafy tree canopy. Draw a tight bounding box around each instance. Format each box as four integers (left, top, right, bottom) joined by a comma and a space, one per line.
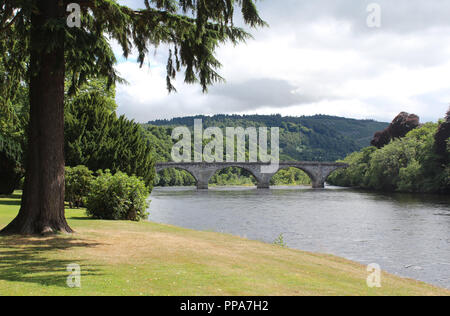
1, 0, 266, 95
328, 122, 450, 194
65, 79, 155, 186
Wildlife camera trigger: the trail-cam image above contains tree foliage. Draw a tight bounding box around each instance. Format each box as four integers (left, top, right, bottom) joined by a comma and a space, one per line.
0, 78, 28, 195
1, 0, 266, 94
65, 165, 94, 208
328, 123, 450, 193
0, 0, 265, 234
0, 132, 24, 195
65, 80, 155, 186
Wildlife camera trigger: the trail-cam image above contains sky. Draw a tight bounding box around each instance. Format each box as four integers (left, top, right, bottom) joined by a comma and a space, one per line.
114, 0, 450, 123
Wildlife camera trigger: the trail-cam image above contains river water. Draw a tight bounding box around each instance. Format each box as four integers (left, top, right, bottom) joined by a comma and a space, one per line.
148, 186, 450, 289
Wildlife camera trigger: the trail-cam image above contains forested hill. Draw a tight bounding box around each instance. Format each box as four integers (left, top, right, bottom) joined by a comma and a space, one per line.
145, 114, 388, 162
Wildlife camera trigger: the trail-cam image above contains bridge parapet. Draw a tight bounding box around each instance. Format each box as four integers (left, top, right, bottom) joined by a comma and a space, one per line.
155, 162, 348, 190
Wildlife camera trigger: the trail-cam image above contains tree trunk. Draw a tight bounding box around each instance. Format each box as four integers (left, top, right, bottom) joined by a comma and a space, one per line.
0, 1, 73, 235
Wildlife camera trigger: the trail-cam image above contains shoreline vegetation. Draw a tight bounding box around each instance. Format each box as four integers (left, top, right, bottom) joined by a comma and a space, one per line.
328, 122, 449, 194
1, 192, 448, 296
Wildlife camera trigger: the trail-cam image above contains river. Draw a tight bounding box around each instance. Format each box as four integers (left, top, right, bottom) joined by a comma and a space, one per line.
148, 186, 450, 289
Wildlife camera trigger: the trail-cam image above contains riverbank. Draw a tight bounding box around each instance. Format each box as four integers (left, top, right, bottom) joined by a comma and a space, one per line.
0, 193, 448, 296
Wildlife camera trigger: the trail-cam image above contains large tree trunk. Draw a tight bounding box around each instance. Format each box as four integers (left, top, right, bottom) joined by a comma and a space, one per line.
0, 1, 73, 235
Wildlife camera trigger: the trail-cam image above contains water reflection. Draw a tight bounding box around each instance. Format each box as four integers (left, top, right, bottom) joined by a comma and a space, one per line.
149, 186, 450, 289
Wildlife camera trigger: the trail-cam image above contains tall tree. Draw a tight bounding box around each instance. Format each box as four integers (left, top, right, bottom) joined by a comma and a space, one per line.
65, 83, 156, 187
0, 0, 265, 235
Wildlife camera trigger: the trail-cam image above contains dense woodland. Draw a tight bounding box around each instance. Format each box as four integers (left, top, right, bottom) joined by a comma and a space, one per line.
148, 114, 387, 161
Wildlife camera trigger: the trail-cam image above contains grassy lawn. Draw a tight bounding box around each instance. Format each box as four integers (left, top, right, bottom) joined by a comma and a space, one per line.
0, 192, 448, 296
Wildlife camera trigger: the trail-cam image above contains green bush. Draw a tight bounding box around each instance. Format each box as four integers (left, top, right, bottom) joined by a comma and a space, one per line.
65, 165, 94, 208
86, 170, 150, 221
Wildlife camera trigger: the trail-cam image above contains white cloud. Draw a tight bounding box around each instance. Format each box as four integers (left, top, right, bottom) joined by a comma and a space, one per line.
114, 1, 450, 123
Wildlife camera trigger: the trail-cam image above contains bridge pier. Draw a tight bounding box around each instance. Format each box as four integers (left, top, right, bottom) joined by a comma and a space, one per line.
256, 173, 275, 189
307, 165, 341, 189
195, 168, 217, 190
197, 182, 209, 190
257, 182, 270, 189
312, 179, 325, 189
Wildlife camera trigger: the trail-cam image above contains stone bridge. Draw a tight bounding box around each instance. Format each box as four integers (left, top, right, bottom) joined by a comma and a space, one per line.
155, 162, 348, 190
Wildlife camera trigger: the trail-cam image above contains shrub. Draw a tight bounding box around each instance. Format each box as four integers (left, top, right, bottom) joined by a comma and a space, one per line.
65, 165, 94, 208
86, 170, 150, 221
273, 234, 287, 247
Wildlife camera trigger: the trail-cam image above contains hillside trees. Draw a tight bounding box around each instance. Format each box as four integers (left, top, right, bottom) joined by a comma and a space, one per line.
146, 114, 386, 162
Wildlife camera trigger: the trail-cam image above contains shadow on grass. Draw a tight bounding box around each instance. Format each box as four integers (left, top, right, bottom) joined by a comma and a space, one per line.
68, 217, 96, 221
0, 194, 22, 200
0, 235, 103, 288
0, 199, 21, 207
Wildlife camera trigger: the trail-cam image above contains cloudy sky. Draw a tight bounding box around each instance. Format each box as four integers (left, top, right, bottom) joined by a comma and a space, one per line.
114, 0, 450, 123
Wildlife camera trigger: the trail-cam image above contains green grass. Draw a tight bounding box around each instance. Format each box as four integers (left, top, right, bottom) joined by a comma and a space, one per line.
0, 192, 448, 296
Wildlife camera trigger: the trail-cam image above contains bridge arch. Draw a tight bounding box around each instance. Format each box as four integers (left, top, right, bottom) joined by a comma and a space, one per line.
278, 163, 346, 188
254, 162, 348, 189
155, 165, 198, 187
208, 165, 259, 187
269, 166, 312, 186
